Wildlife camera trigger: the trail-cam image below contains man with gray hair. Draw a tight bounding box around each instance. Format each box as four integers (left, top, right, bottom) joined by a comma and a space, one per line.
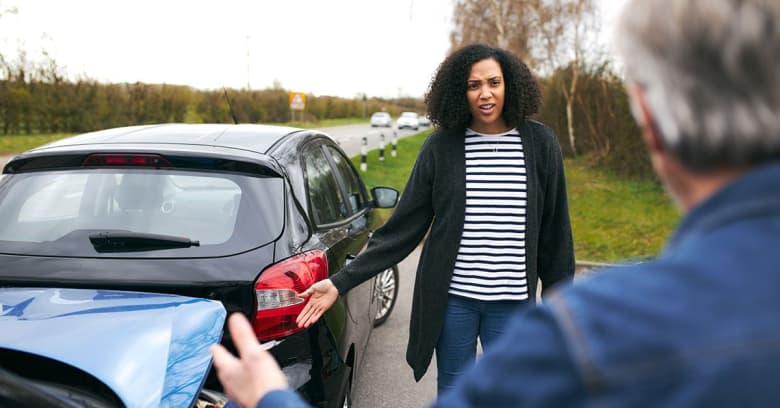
210, 0, 780, 406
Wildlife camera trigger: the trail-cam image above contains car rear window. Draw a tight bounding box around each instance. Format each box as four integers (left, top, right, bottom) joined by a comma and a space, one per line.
0, 169, 285, 257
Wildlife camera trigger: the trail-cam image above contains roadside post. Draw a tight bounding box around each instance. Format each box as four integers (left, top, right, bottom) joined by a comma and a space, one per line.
361, 136, 368, 172
391, 131, 398, 157
379, 134, 385, 162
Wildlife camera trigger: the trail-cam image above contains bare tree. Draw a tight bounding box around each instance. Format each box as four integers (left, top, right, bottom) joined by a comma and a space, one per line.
0, 1, 17, 18
450, 0, 534, 64
529, 0, 598, 155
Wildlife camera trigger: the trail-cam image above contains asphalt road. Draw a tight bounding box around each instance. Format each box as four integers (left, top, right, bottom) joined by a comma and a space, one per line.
351, 245, 438, 408
314, 123, 425, 158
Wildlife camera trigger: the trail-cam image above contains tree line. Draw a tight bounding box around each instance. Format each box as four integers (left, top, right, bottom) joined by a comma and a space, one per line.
1, 0, 652, 179
0, 55, 423, 136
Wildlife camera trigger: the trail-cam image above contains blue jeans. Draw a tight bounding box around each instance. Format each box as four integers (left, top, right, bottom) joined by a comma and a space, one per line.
435, 295, 529, 394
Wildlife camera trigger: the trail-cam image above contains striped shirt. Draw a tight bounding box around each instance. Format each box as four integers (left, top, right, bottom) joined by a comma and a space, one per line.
448, 128, 528, 301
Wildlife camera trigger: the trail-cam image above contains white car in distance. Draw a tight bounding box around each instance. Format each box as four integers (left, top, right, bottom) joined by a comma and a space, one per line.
396, 112, 419, 130
370, 112, 392, 127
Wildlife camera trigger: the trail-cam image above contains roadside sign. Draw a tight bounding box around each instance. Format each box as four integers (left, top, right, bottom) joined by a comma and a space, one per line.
289, 92, 306, 111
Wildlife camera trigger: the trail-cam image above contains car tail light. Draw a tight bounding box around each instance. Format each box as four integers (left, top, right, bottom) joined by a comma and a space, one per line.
253, 250, 328, 342
82, 154, 173, 168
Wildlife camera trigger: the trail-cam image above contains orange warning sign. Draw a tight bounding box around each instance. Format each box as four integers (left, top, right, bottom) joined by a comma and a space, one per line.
289, 92, 306, 111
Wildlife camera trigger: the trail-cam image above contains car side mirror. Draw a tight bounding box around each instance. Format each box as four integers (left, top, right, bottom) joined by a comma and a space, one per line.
371, 186, 399, 208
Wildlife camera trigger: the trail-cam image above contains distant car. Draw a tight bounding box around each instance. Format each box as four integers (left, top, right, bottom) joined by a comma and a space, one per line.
370, 112, 392, 127
0, 123, 401, 408
397, 112, 419, 130
418, 114, 431, 127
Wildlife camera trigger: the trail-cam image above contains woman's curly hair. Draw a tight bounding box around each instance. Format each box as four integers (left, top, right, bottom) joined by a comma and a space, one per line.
425, 43, 541, 131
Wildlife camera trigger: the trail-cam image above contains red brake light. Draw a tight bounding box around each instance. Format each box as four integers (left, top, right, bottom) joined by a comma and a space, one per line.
82, 154, 173, 168
253, 250, 328, 342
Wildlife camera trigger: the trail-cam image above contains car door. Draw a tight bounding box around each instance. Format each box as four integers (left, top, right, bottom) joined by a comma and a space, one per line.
301, 140, 373, 342
322, 144, 377, 324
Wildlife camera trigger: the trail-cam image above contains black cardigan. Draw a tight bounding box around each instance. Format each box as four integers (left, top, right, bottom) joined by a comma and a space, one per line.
330, 119, 575, 381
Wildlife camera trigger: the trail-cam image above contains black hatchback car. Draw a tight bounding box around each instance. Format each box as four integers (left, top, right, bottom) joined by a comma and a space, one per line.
0, 123, 400, 407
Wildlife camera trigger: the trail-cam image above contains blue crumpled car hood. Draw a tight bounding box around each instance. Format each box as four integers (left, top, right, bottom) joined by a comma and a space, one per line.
0, 287, 226, 407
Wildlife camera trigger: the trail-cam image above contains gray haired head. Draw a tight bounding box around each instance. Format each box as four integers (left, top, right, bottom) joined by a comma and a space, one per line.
614, 0, 780, 171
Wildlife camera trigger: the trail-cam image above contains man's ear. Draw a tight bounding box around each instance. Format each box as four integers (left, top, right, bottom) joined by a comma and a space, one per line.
628, 85, 665, 153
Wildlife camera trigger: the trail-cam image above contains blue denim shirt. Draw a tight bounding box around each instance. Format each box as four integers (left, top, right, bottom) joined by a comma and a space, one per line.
258, 162, 780, 407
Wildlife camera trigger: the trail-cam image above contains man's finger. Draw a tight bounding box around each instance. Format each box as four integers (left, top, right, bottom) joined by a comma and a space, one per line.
298, 287, 313, 298
227, 313, 259, 357
210, 343, 239, 372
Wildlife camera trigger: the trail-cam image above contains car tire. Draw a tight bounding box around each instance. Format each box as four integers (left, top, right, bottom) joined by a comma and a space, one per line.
373, 265, 399, 327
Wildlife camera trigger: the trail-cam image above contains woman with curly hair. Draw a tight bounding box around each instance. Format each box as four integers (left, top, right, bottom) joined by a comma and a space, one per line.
296, 43, 575, 394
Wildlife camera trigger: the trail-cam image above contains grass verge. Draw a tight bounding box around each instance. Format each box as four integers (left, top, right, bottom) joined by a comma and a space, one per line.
565, 156, 679, 262
0, 134, 73, 155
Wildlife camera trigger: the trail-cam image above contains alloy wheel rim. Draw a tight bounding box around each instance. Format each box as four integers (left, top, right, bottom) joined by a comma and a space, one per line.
375, 268, 395, 320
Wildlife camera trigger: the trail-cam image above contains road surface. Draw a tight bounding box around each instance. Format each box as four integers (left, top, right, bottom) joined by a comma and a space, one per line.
352, 245, 438, 408
314, 123, 425, 158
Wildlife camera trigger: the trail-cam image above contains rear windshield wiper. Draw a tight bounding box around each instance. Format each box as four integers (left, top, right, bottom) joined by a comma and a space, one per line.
89, 231, 200, 252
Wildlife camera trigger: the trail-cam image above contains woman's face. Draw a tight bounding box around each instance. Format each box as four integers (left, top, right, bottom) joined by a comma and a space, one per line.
466, 58, 508, 134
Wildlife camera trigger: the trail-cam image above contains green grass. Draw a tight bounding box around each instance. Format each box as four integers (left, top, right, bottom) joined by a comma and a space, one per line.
350, 129, 432, 192
565, 156, 680, 262
352, 131, 681, 263
0, 133, 73, 155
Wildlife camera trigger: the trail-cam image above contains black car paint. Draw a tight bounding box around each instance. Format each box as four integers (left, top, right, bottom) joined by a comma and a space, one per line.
0, 124, 391, 407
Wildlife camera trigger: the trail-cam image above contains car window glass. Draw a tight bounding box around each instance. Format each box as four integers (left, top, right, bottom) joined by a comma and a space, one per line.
0, 169, 284, 257
326, 146, 365, 213
304, 145, 348, 225
18, 173, 88, 222
6, 171, 242, 245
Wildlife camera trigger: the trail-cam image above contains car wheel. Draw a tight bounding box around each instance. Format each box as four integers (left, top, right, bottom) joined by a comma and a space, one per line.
374, 265, 399, 327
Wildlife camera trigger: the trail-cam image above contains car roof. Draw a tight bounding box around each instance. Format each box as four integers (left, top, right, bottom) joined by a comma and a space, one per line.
4, 124, 310, 176
30, 123, 304, 155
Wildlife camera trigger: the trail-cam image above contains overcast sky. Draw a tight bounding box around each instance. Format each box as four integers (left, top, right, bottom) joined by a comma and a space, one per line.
0, 0, 627, 99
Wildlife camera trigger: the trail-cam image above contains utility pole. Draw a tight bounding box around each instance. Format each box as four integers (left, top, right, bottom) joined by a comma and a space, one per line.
245, 35, 251, 90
